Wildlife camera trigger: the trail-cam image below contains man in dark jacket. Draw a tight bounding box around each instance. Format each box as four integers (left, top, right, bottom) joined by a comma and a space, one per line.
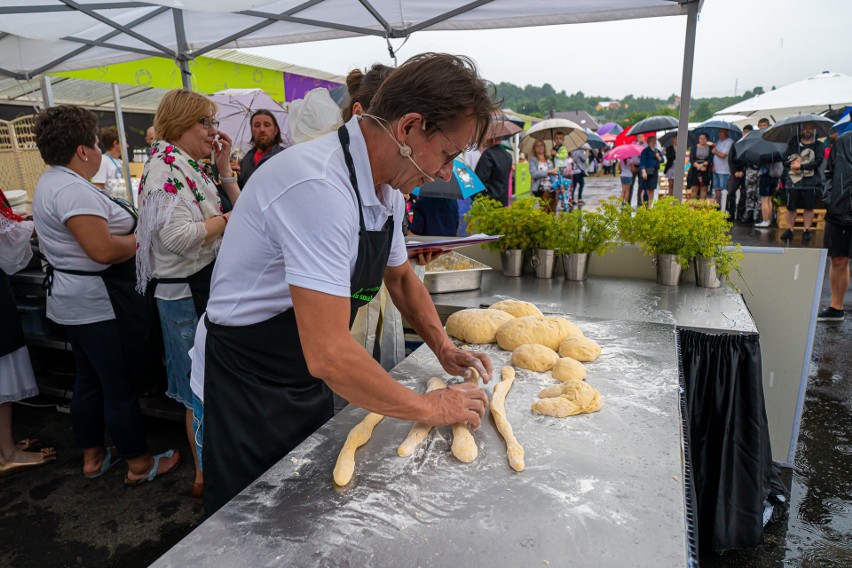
475, 137, 513, 206
781, 122, 823, 241
817, 131, 852, 321
233, 110, 287, 188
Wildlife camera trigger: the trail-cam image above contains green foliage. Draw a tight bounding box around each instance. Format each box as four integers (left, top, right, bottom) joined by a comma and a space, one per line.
554, 197, 623, 255
465, 197, 553, 252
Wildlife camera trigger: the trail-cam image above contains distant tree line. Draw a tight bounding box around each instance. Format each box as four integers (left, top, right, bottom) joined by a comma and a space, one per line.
496, 81, 768, 126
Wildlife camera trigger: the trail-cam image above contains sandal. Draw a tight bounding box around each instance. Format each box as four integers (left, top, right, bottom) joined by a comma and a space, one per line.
124, 449, 181, 486
0, 448, 57, 477
15, 438, 40, 451
84, 446, 122, 479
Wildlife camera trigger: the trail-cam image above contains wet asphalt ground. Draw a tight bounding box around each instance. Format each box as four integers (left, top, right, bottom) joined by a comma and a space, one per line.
2, 175, 850, 567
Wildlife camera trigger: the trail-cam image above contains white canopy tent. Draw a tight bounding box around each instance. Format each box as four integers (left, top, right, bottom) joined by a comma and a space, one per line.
716, 72, 852, 123
0, 0, 703, 198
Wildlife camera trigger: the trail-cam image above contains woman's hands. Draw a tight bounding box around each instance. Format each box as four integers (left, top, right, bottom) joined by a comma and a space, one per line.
213, 130, 234, 175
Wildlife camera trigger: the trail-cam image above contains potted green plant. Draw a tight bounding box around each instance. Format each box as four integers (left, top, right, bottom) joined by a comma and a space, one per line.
624, 197, 695, 286
688, 201, 744, 288
554, 197, 623, 281
466, 197, 540, 276
527, 204, 560, 279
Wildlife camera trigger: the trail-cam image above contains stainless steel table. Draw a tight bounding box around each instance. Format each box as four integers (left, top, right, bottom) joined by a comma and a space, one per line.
153, 317, 688, 568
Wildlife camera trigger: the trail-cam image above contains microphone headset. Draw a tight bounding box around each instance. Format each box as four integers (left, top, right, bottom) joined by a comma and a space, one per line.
363, 113, 435, 183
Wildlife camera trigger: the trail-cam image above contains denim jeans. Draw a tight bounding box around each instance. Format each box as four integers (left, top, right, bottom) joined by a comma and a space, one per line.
156, 297, 197, 409
713, 173, 730, 192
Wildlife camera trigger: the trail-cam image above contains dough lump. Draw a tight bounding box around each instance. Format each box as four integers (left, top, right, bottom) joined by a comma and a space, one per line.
532, 380, 603, 418
512, 344, 559, 372
446, 308, 515, 344
551, 356, 587, 382
495, 316, 582, 351
489, 300, 543, 318
558, 336, 602, 362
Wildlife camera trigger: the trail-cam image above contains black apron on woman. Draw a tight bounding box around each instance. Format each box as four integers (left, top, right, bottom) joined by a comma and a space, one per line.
43, 190, 166, 395
0, 270, 26, 359
203, 125, 394, 515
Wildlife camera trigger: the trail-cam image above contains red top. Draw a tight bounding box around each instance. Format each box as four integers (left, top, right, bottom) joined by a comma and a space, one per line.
253, 148, 271, 166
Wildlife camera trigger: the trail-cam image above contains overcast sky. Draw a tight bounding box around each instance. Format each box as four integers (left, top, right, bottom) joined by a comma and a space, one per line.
246, 0, 851, 100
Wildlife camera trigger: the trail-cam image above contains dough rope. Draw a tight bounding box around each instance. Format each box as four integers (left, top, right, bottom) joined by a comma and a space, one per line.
451, 367, 480, 463
333, 412, 384, 486
398, 377, 447, 457
491, 366, 524, 472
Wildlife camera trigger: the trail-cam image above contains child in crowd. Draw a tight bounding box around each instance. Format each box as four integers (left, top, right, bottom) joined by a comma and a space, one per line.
549, 131, 574, 211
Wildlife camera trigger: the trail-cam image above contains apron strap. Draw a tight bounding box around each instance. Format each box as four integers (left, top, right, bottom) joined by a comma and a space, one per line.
337, 125, 368, 233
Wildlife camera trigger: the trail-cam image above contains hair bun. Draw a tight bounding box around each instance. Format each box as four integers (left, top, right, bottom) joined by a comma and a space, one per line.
346, 69, 365, 96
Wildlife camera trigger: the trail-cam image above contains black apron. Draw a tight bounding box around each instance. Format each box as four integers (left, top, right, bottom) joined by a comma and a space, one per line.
44, 190, 166, 395
0, 270, 26, 358
151, 261, 215, 320
203, 125, 394, 515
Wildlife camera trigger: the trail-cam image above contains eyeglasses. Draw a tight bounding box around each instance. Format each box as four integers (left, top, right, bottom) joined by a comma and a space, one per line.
198, 117, 220, 130
434, 126, 465, 166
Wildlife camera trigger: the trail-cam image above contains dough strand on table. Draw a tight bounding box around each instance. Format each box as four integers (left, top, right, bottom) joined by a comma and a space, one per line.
451, 367, 480, 463
491, 366, 524, 471
398, 377, 447, 457
333, 412, 384, 486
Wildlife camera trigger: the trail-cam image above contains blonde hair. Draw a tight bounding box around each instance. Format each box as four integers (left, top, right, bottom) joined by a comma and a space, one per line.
154, 90, 217, 142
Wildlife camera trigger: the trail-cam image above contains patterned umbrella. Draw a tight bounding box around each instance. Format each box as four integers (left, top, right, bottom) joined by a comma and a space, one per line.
413, 160, 485, 199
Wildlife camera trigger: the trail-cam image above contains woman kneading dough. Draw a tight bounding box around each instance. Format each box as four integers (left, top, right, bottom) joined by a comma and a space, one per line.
199, 54, 496, 515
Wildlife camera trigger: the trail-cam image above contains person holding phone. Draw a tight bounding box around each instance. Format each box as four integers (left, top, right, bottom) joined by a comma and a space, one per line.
135, 89, 240, 498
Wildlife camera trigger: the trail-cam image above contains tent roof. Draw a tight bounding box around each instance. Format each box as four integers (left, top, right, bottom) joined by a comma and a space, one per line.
0, 49, 343, 113
716, 72, 852, 122
0, 1, 695, 79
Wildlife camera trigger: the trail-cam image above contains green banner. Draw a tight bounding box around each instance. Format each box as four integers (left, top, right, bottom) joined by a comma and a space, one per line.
514, 161, 531, 197
53, 56, 285, 102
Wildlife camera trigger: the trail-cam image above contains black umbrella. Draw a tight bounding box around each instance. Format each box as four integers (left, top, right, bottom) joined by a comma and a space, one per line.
659, 130, 696, 148
627, 115, 679, 136
733, 130, 787, 166
585, 129, 608, 150
761, 114, 835, 143
693, 119, 743, 142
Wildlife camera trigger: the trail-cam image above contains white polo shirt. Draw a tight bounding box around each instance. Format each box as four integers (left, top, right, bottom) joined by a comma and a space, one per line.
205, 116, 407, 327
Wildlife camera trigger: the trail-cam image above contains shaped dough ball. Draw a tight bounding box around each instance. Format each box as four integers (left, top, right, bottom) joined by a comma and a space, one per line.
558, 336, 602, 362
512, 344, 559, 372
495, 316, 582, 351
489, 300, 543, 318
532, 380, 603, 418
446, 308, 515, 344
551, 356, 587, 382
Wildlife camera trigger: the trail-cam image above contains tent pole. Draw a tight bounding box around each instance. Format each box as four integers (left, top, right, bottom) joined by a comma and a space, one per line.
673, 0, 699, 200
39, 75, 54, 108
112, 83, 134, 203
173, 9, 193, 91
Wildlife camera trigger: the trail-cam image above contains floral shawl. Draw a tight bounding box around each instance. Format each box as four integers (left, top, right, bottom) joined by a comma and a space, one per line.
135, 140, 223, 293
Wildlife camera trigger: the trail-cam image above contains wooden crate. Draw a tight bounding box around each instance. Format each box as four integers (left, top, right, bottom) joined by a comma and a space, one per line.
776, 207, 827, 230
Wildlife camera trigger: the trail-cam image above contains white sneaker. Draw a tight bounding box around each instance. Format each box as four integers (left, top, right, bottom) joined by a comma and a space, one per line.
754, 220, 771, 228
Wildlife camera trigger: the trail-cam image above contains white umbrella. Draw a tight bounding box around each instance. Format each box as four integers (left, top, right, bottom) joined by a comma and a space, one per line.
207, 89, 292, 161
519, 118, 587, 157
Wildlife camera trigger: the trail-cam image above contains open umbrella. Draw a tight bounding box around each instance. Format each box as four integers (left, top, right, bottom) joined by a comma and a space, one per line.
584, 129, 608, 150
603, 144, 643, 161
761, 113, 836, 143
733, 130, 786, 166
627, 115, 679, 136
823, 106, 852, 136
519, 118, 587, 157
412, 160, 485, 199
614, 129, 638, 147
600, 133, 618, 143
486, 114, 523, 139
659, 130, 696, 148
693, 119, 744, 142
208, 89, 292, 160
597, 122, 623, 136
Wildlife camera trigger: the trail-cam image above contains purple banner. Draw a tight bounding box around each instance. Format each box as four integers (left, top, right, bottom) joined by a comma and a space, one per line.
284, 72, 342, 102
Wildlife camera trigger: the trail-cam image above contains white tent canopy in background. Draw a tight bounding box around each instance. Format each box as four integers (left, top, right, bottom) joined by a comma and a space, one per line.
716, 72, 852, 123
0, 0, 694, 79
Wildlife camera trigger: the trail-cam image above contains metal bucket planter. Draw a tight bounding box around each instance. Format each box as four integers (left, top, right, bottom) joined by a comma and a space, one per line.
694, 256, 722, 288
561, 253, 590, 281
500, 249, 524, 277
654, 253, 682, 286
531, 249, 556, 279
